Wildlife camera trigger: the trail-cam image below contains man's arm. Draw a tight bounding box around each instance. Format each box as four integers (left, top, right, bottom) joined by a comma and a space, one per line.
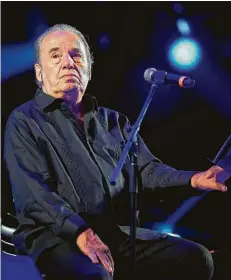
4, 115, 114, 274
121, 117, 228, 191
137, 135, 196, 189
4, 116, 89, 242
120, 118, 195, 190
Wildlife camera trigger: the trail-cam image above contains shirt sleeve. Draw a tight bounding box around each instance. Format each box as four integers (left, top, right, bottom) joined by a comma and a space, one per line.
216, 140, 231, 176
122, 117, 197, 191
4, 115, 89, 243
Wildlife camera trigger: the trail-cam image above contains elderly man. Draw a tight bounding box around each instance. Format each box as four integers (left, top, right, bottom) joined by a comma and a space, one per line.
4, 24, 230, 280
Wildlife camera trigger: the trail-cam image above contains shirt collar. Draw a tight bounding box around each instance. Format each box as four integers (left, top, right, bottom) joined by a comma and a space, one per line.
34, 88, 98, 114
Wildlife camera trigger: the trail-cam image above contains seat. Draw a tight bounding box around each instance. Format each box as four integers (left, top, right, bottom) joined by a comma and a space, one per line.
1, 214, 48, 280
1, 251, 43, 280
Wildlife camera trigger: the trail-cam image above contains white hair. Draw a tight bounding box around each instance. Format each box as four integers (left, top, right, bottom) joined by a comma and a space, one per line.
34, 24, 94, 87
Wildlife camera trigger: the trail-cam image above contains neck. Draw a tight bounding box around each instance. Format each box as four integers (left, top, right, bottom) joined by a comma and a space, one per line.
66, 100, 84, 120
62, 89, 84, 120
42, 86, 83, 105
42, 87, 84, 120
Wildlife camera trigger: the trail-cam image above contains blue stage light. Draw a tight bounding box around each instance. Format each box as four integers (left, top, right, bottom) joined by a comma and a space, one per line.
99, 33, 110, 50
173, 3, 184, 14
154, 223, 181, 238
168, 38, 202, 71
156, 223, 173, 234
1, 42, 35, 81
176, 19, 191, 36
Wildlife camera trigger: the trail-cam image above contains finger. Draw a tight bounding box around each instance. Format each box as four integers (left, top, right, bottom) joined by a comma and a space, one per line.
101, 249, 114, 274
88, 250, 99, 264
96, 252, 113, 274
204, 181, 227, 192
204, 165, 224, 179
106, 250, 114, 272
100, 245, 114, 272
214, 182, 228, 192
100, 253, 113, 273
204, 169, 214, 179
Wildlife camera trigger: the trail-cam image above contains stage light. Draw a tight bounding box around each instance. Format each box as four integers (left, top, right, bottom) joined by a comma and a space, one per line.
166, 233, 181, 238
176, 19, 191, 36
156, 223, 173, 234
154, 223, 181, 238
1, 42, 35, 81
168, 38, 202, 71
99, 33, 110, 50
173, 3, 184, 14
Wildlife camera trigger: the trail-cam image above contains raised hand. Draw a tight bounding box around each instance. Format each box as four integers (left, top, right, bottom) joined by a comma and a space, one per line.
191, 165, 230, 192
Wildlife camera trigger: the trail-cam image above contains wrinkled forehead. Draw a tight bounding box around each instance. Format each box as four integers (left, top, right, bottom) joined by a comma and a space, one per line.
40, 30, 85, 54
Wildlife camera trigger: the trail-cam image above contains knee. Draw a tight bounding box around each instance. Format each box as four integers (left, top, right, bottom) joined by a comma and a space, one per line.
93, 270, 113, 280
83, 265, 113, 280
194, 244, 214, 275
184, 243, 214, 280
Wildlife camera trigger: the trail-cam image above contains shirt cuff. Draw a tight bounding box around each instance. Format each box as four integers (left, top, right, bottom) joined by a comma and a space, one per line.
181, 170, 199, 187
60, 214, 89, 242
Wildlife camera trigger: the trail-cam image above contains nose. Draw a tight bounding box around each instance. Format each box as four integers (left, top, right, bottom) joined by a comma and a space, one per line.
62, 53, 74, 69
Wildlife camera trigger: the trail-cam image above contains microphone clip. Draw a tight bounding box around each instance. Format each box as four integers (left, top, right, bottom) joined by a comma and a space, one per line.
151, 70, 167, 84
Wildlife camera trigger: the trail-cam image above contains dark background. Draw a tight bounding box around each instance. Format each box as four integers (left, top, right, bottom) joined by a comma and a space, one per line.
1, 1, 231, 253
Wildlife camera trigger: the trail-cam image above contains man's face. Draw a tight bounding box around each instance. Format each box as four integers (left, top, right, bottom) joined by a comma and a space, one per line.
35, 30, 90, 103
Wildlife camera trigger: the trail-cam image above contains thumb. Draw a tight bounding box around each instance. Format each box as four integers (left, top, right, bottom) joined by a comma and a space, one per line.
214, 182, 228, 192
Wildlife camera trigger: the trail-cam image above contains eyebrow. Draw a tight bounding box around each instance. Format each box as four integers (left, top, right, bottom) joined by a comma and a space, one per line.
48, 47, 60, 54
69, 48, 81, 54
48, 47, 81, 55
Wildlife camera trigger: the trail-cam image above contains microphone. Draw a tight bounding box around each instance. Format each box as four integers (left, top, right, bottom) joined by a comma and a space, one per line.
144, 68, 195, 88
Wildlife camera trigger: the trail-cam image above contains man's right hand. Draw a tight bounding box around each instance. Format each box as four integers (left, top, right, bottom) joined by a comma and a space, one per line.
76, 228, 114, 275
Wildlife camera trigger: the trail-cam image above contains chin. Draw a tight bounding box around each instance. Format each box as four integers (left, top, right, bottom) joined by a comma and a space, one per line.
62, 83, 79, 92
60, 84, 84, 101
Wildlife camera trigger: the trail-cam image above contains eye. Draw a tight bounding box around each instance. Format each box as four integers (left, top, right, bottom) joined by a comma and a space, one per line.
72, 52, 82, 60
51, 52, 61, 59
74, 55, 82, 60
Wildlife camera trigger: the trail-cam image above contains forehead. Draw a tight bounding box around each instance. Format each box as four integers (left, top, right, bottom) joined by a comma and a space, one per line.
40, 30, 84, 53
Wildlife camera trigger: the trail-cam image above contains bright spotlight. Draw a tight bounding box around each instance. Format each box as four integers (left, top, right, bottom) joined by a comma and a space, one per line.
176, 19, 191, 36
166, 233, 181, 238
156, 223, 173, 234
155, 223, 181, 238
168, 38, 202, 71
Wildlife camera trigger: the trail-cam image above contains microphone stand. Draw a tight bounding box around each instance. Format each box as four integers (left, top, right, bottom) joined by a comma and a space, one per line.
109, 83, 158, 279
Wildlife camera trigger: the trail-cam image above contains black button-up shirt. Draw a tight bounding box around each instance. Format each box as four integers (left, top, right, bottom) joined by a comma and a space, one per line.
4, 89, 195, 261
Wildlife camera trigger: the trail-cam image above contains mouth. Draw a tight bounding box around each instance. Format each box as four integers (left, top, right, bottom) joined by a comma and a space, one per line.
61, 74, 82, 84
62, 74, 78, 79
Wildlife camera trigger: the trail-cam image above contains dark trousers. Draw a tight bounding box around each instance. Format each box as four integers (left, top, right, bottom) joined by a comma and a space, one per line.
36, 230, 214, 280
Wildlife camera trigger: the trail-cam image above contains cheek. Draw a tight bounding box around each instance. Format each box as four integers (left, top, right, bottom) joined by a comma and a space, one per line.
44, 68, 60, 86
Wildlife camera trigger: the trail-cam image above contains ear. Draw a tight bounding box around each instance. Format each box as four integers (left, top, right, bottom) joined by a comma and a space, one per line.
34, 63, 42, 83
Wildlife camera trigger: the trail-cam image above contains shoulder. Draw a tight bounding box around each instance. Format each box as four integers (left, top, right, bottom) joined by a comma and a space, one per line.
9, 100, 37, 120
5, 100, 37, 133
